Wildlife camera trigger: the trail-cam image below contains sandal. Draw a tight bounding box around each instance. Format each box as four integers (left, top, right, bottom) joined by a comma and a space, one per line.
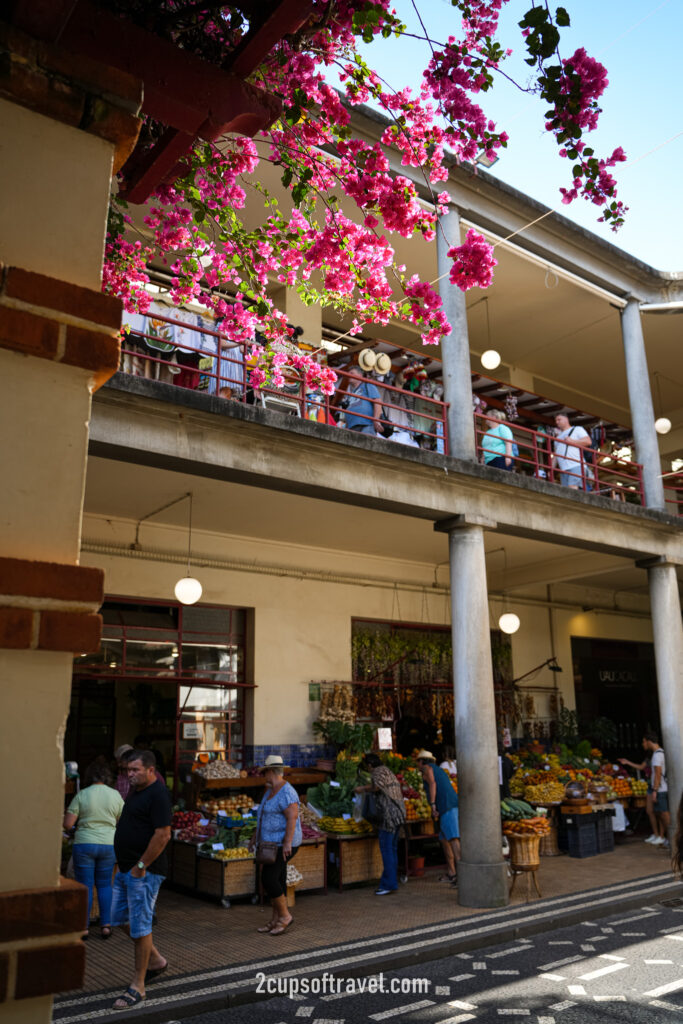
269, 919, 294, 936
112, 987, 145, 1010
257, 922, 277, 933
100, 926, 112, 940
145, 961, 168, 982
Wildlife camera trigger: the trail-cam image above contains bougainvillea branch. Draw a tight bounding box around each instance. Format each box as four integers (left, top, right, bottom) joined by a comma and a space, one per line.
103, 0, 626, 390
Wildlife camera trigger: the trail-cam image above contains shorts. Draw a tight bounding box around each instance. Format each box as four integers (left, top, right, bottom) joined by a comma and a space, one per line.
111, 869, 164, 939
439, 807, 460, 841
652, 791, 669, 813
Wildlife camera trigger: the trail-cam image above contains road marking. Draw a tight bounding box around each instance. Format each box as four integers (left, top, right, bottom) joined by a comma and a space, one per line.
578, 962, 629, 981
312, 1019, 346, 1023
435, 986, 451, 996
547, 1001, 577, 1011
537, 1018, 556, 1023
644, 959, 673, 964
492, 970, 520, 976
593, 996, 626, 1002
369, 1000, 435, 1020
585, 936, 607, 942
547, 942, 574, 946
610, 910, 660, 925
434, 1016, 475, 1024
643, 976, 683, 998
567, 985, 586, 996
649, 999, 683, 1011
539, 974, 566, 982
497, 1011, 530, 1016
539, 956, 584, 971
296, 1009, 314, 1017
600, 927, 614, 934
622, 932, 645, 937
663, 929, 683, 937
458, 953, 473, 959
449, 975, 475, 983
599, 954, 626, 961
472, 963, 487, 970
448, 1001, 478, 1011
489, 946, 533, 959
580, 945, 595, 952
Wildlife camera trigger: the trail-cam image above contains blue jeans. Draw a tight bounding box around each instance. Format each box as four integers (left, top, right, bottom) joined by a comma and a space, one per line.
378, 828, 400, 891
71, 844, 116, 928
111, 870, 165, 939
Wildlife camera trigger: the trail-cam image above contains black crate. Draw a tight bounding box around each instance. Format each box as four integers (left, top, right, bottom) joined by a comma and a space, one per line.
596, 813, 615, 853
566, 818, 598, 858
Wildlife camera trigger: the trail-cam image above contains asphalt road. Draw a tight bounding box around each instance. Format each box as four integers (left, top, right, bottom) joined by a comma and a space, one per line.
164, 896, 683, 1024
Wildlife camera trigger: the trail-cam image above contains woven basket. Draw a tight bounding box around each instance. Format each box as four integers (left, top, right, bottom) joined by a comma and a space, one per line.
416, 819, 436, 835
508, 833, 541, 870
539, 825, 560, 857
632, 797, 647, 808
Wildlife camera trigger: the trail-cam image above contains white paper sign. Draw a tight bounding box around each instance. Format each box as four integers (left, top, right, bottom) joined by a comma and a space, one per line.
329, 780, 340, 788
341, 813, 351, 820
212, 843, 224, 851
216, 809, 227, 816
377, 727, 393, 750
199, 818, 209, 826
242, 812, 252, 818
183, 722, 202, 739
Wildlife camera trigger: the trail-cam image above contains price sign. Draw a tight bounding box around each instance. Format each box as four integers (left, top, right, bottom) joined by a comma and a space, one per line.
216, 809, 227, 816
212, 843, 224, 851
329, 780, 340, 788
377, 727, 393, 750
341, 813, 351, 820
199, 818, 209, 826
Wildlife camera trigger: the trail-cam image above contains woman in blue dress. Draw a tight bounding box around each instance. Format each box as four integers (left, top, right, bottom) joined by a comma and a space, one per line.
252, 755, 301, 935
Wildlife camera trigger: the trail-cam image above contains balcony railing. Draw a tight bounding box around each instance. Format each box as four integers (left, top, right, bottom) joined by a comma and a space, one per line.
118, 312, 668, 514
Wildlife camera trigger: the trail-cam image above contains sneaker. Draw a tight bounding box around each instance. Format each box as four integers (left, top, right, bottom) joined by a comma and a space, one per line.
645, 835, 659, 844
652, 836, 667, 847
375, 888, 395, 895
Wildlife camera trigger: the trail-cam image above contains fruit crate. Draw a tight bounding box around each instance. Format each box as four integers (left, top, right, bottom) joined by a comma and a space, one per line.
327, 836, 383, 890
295, 839, 327, 893
196, 855, 256, 899
595, 809, 615, 853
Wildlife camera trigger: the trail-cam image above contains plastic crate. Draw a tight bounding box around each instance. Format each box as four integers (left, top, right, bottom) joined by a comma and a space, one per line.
566, 820, 598, 858
595, 812, 615, 853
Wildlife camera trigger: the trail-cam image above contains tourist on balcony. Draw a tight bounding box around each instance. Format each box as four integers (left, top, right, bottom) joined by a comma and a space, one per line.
552, 413, 594, 489
480, 409, 514, 471
383, 368, 419, 446
338, 356, 382, 435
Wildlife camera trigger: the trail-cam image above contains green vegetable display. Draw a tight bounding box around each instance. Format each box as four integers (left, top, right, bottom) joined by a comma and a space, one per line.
306, 779, 356, 817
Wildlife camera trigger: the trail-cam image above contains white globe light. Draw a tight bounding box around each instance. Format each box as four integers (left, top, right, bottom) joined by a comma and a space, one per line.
175, 576, 203, 605
481, 349, 501, 370
498, 612, 520, 635
655, 417, 672, 435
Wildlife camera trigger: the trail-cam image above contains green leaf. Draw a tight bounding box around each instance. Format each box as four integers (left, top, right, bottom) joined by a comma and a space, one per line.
555, 7, 570, 26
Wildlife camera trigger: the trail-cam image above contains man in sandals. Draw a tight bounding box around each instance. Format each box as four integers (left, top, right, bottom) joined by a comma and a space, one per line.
111, 750, 172, 1010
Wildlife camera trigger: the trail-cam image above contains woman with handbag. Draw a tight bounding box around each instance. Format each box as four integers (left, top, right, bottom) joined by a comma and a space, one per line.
251, 755, 301, 935
355, 754, 406, 896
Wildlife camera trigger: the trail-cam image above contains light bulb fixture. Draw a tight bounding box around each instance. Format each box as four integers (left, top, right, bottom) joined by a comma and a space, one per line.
481, 349, 501, 370
498, 612, 521, 634
653, 372, 672, 435
174, 491, 202, 605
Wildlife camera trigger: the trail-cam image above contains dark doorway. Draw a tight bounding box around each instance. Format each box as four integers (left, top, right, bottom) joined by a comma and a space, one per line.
571, 636, 658, 760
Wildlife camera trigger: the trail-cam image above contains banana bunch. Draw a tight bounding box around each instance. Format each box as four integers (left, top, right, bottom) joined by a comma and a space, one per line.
319, 816, 374, 834
500, 798, 538, 821
524, 781, 565, 803
213, 847, 252, 861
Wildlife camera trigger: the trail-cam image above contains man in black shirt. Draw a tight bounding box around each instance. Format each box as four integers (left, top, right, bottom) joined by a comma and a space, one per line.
110, 750, 171, 1010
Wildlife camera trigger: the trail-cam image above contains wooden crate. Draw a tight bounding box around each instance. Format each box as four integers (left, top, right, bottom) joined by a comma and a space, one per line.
171, 840, 197, 888
339, 837, 382, 886
295, 840, 326, 892
196, 856, 256, 898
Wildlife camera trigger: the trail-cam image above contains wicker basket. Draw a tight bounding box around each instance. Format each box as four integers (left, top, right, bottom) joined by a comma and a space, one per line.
416, 819, 436, 836
339, 837, 383, 885
295, 841, 326, 891
539, 825, 560, 857
632, 797, 647, 808
508, 833, 541, 870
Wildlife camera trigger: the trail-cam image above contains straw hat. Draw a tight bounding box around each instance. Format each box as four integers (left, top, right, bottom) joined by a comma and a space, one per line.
259, 754, 289, 772
415, 749, 436, 762
375, 352, 391, 374
114, 744, 133, 761
358, 349, 377, 372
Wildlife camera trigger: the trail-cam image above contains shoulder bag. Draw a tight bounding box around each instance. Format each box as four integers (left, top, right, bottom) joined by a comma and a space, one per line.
254, 810, 279, 865
361, 790, 382, 826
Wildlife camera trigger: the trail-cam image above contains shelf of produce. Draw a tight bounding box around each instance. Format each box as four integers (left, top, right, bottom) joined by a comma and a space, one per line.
193, 770, 327, 791
326, 835, 382, 892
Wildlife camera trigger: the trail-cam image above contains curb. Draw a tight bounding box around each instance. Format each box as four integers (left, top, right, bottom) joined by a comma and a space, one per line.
53, 872, 681, 1024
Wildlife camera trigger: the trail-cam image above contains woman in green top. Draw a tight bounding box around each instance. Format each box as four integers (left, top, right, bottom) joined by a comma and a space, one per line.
63, 761, 124, 939
480, 409, 514, 471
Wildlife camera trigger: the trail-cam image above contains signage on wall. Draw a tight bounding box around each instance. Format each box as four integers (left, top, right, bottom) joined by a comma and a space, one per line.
377, 728, 393, 750
183, 722, 203, 739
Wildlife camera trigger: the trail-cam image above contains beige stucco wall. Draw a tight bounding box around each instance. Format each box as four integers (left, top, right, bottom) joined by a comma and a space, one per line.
0, 98, 113, 290
81, 514, 655, 746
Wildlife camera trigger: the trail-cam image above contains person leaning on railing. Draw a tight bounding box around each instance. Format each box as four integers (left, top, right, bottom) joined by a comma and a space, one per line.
552, 413, 594, 489
480, 409, 514, 471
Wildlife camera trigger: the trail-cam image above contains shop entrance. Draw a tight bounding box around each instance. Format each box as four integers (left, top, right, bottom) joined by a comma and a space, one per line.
571, 636, 659, 760
66, 597, 250, 793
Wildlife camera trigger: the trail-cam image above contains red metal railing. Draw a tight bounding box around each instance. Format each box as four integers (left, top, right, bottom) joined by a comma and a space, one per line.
663, 473, 683, 516
121, 312, 666, 509
474, 411, 645, 506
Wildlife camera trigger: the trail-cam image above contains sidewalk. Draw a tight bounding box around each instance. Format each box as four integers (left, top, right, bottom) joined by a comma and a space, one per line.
53, 839, 678, 1023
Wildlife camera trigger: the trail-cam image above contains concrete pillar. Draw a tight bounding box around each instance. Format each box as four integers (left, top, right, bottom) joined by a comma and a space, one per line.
641, 557, 683, 822
436, 205, 477, 460
620, 299, 665, 509
437, 516, 509, 907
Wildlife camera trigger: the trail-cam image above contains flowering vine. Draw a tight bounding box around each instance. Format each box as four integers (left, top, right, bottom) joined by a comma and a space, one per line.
102, 0, 626, 392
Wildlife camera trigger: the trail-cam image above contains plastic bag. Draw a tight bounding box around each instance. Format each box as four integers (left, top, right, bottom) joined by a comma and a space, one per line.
352, 794, 364, 822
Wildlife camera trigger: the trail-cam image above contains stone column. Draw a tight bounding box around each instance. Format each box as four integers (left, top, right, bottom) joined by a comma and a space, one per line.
640, 557, 683, 825
0, 30, 139, 1022
436, 516, 509, 907
620, 299, 665, 509
436, 205, 477, 460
